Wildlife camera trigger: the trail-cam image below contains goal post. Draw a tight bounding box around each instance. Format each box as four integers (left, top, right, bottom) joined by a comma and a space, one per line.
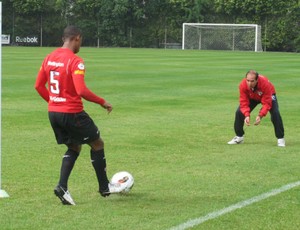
182, 23, 263, 52
0, 1, 9, 198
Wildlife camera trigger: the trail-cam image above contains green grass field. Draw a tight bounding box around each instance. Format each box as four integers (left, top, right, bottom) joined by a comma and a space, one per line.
0, 47, 299, 230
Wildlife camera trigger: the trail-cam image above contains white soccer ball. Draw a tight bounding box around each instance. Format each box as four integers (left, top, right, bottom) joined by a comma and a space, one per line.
111, 171, 134, 193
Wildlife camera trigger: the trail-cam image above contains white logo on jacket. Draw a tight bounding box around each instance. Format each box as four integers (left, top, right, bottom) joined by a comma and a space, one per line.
78, 63, 85, 70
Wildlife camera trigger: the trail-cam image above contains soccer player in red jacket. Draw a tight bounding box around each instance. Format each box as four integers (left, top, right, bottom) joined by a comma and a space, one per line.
35, 26, 124, 205
228, 70, 285, 147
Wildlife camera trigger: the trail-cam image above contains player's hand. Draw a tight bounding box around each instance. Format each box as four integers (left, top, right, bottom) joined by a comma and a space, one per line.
102, 102, 113, 114
244, 116, 250, 126
254, 116, 261, 126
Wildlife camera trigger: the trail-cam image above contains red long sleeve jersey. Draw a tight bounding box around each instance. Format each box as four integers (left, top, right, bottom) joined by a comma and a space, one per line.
35, 48, 105, 113
239, 75, 276, 117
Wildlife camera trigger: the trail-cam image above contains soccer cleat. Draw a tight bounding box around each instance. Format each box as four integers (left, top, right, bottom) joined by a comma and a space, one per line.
227, 136, 244, 145
277, 138, 285, 147
54, 185, 76, 205
99, 182, 125, 197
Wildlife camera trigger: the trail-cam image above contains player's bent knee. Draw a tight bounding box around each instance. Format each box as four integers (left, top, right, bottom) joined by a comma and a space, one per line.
67, 144, 82, 153
89, 138, 104, 151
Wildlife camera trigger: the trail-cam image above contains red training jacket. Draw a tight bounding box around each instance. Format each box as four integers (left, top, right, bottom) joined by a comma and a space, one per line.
239, 75, 276, 117
35, 48, 105, 113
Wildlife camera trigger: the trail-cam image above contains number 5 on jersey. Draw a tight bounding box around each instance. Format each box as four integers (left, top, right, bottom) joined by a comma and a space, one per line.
50, 71, 60, 94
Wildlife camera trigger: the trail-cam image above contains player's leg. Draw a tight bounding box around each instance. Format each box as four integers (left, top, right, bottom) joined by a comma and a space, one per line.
233, 106, 245, 137
57, 144, 81, 190
89, 142, 125, 196
69, 111, 113, 196
53, 144, 81, 205
269, 95, 285, 146
49, 112, 82, 190
227, 107, 245, 144
235, 100, 259, 135
49, 112, 80, 205
88, 138, 111, 196
67, 111, 124, 196
87, 124, 125, 196
228, 101, 258, 144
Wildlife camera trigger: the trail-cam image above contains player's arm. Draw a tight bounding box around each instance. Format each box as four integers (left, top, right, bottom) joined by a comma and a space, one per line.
73, 76, 113, 113
239, 85, 250, 117
259, 83, 273, 118
254, 81, 272, 126
239, 84, 251, 125
34, 67, 49, 102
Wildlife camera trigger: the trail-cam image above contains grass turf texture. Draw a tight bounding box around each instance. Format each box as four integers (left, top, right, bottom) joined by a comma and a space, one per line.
0, 47, 300, 230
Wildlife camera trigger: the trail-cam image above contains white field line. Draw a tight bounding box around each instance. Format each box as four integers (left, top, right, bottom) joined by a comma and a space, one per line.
169, 180, 300, 230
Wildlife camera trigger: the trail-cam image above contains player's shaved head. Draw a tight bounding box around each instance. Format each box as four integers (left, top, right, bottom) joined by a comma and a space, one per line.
62, 26, 82, 41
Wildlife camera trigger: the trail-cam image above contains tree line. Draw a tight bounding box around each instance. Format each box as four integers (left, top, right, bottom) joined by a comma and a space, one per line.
3, 0, 300, 52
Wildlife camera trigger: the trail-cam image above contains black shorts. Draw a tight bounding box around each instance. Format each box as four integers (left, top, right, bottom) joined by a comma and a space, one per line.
48, 111, 100, 145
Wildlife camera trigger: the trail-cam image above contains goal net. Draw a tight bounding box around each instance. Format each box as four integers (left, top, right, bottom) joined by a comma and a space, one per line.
182, 23, 263, 52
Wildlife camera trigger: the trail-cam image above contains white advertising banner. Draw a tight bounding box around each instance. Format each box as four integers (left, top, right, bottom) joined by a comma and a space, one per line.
1, 34, 10, 44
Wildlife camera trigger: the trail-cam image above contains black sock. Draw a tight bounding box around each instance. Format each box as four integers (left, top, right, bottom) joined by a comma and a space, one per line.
58, 149, 79, 189
90, 149, 109, 192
